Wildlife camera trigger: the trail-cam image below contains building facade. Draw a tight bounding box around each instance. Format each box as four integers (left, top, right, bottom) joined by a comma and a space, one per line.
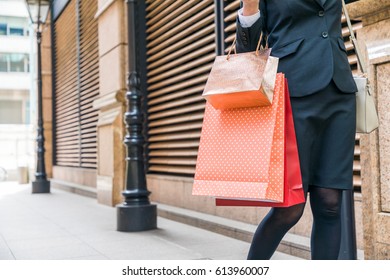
41, 0, 390, 259
0, 0, 35, 180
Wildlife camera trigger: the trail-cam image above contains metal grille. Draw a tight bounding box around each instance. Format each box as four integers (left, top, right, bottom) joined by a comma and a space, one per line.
145, 0, 215, 175
54, 0, 99, 169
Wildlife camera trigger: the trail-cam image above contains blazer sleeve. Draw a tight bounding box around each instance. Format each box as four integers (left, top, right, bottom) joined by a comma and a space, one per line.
236, 1, 264, 53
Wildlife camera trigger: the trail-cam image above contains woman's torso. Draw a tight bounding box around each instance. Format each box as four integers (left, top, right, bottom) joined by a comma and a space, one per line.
259, 0, 357, 96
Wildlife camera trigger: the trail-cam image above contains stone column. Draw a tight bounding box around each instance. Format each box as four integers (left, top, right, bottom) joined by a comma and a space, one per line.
348, 0, 390, 260
41, 21, 53, 179
93, 0, 127, 206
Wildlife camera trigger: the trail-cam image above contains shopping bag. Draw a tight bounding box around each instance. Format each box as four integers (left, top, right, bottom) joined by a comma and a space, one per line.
192, 73, 286, 203
216, 79, 305, 207
202, 36, 279, 110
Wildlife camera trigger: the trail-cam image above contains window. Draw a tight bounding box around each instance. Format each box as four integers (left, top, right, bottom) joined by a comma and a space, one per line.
0, 23, 6, 35
0, 16, 28, 36
0, 100, 23, 124
10, 54, 26, 72
0, 54, 7, 72
0, 53, 29, 72
9, 27, 24, 36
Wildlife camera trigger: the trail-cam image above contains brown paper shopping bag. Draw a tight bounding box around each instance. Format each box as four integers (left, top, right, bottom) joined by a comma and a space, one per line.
202, 35, 279, 110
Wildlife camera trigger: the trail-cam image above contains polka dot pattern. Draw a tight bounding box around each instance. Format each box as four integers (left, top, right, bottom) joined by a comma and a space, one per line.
193, 74, 286, 203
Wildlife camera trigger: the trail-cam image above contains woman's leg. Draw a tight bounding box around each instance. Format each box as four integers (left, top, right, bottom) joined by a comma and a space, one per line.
247, 202, 306, 260
309, 187, 343, 260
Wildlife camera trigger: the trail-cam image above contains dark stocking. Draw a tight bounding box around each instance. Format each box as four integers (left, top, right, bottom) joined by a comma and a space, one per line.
247, 202, 306, 260
309, 187, 342, 260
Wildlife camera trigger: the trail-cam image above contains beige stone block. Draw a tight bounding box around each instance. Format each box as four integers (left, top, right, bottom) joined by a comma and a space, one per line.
94, 105, 125, 206
99, 45, 126, 95
151, 178, 165, 204
291, 201, 312, 238
42, 46, 52, 72
376, 212, 390, 244
348, 0, 390, 26
290, 247, 311, 260
147, 177, 159, 202
360, 113, 379, 258
53, 166, 97, 187
158, 180, 184, 207
354, 197, 365, 250
43, 98, 52, 122
97, 175, 114, 205
276, 243, 292, 256
98, 0, 125, 57
112, 112, 125, 205
183, 180, 216, 215
255, 207, 270, 223
354, 15, 390, 259
147, 175, 217, 215
93, 90, 125, 112
215, 205, 259, 225
43, 122, 53, 178
42, 74, 52, 99
375, 243, 390, 260
41, 23, 51, 47
98, 125, 114, 177
377, 63, 390, 212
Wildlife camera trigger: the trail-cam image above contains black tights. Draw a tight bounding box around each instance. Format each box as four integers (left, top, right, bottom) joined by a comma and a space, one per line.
247, 187, 342, 260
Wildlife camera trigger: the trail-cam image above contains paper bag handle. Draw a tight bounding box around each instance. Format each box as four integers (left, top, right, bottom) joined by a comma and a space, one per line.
227, 32, 266, 60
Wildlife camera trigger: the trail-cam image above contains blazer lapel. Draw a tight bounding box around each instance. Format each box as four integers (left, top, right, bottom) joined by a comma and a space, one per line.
314, 0, 326, 8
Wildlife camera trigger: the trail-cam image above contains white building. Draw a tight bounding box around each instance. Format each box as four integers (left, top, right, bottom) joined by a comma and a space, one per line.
0, 0, 35, 181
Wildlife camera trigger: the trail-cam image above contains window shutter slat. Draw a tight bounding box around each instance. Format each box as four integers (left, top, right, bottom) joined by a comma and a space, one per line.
54, 0, 99, 170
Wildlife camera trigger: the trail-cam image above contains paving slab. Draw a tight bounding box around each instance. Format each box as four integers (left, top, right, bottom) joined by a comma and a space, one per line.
0, 181, 301, 260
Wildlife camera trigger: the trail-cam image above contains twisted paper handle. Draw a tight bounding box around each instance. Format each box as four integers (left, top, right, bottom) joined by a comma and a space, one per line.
227, 32, 267, 60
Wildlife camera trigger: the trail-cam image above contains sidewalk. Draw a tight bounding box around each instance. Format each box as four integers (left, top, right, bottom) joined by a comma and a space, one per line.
0, 181, 301, 260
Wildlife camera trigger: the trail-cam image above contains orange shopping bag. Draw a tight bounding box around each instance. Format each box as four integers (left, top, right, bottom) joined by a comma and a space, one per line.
192, 73, 287, 203
215, 79, 305, 207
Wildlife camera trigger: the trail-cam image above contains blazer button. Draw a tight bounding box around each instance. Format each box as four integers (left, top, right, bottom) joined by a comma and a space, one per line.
318, 10, 325, 17
322, 31, 328, 38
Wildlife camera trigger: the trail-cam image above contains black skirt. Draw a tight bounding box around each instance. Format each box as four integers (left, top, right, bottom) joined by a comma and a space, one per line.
289, 80, 356, 193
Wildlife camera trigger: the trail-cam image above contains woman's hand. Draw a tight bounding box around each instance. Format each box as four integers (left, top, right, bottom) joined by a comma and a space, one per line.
241, 0, 260, 16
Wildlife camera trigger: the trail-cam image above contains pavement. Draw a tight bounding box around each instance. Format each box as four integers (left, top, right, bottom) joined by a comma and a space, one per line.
0, 181, 301, 260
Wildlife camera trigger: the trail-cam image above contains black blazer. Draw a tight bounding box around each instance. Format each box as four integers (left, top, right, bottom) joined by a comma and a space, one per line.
236, 0, 357, 97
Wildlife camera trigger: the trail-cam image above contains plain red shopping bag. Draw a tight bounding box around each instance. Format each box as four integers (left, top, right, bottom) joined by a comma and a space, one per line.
192, 74, 287, 203
216, 79, 305, 207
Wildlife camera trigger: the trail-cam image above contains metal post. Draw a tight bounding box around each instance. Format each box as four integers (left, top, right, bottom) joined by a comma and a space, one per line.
32, 28, 50, 194
338, 189, 357, 259
116, 0, 157, 232
214, 0, 225, 56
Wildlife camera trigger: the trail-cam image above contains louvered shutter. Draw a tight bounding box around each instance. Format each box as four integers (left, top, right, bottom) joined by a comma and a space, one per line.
79, 0, 99, 168
223, 0, 240, 52
55, 0, 80, 167
54, 0, 99, 169
145, 0, 215, 175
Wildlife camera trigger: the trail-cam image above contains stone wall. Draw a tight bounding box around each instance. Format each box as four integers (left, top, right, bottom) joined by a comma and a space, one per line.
349, 0, 390, 259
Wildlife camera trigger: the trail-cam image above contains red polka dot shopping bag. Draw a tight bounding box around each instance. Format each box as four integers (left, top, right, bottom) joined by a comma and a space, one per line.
192, 74, 305, 207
